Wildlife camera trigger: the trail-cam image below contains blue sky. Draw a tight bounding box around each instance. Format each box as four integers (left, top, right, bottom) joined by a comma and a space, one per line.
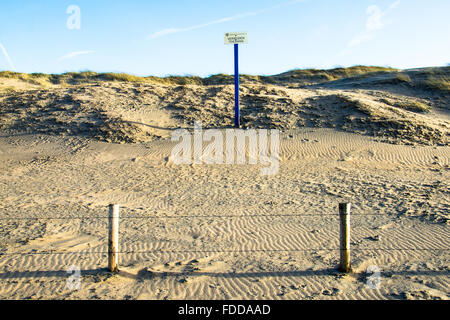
0, 0, 449, 77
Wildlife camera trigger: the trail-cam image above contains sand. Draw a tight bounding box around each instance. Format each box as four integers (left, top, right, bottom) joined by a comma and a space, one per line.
0, 68, 449, 300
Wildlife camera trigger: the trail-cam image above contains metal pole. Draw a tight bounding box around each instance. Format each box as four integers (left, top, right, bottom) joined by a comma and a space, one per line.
234, 43, 240, 128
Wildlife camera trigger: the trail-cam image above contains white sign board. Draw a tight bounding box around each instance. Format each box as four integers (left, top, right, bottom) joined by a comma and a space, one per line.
224, 32, 248, 44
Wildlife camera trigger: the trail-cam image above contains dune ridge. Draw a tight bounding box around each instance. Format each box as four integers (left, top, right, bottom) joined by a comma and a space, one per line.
1, 66, 449, 146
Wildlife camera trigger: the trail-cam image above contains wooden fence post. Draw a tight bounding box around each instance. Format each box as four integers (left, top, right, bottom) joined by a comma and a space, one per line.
108, 204, 119, 272
339, 203, 351, 273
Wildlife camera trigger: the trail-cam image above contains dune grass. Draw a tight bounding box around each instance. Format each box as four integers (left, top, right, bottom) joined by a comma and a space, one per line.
0, 66, 398, 86
413, 67, 450, 93
394, 100, 431, 113
394, 73, 412, 84
423, 77, 450, 92
0, 86, 17, 94
267, 66, 398, 84
0, 70, 207, 86
1, 66, 448, 90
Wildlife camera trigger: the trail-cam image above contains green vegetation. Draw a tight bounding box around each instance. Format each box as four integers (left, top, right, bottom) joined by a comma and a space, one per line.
101, 73, 147, 83
0, 70, 206, 86
0, 86, 17, 94
1, 66, 449, 91
394, 72, 412, 83
394, 100, 431, 113
266, 66, 398, 84
423, 77, 450, 92
414, 67, 450, 93
203, 73, 234, 85
155, 75, 203, 85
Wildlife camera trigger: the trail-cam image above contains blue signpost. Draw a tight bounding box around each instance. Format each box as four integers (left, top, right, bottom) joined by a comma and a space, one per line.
234, 43, 240, 128
225, 32, 248, 128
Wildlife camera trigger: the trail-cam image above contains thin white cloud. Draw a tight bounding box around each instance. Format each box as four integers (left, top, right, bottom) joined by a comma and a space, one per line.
345, 0, 401, 49
0, 42, 16, 71
148, 0, 306, 39
58, 50, 95, 61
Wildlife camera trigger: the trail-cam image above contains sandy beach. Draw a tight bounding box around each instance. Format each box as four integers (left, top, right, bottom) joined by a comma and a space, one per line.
0, 67, 448, 300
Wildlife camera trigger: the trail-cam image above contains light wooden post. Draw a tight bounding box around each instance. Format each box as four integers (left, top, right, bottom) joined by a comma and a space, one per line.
108, 204, 119, 272
339, 203, 351, 273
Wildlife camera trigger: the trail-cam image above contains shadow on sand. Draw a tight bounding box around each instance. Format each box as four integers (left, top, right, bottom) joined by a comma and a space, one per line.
0, 267, 448, 281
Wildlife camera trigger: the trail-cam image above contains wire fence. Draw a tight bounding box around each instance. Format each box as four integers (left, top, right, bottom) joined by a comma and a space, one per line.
0, 213, 388, 220
0, 207, 449, 259
1, 248, 448, 257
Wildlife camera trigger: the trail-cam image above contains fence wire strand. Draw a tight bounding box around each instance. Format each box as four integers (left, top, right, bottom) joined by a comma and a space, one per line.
1, 209, 448, 257
0, 213, 390, 220
1, 247, 449, 256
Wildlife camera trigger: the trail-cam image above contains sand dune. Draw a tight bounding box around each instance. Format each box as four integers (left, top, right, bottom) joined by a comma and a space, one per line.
0, 67, 448, 300
1, 67, 448, 145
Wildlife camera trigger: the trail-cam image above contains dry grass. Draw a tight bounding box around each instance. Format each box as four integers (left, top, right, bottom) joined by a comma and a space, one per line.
0, 86, 17, 95
151, 75, 203, 85
1, 66, 449, 91
267, 66, 398, 85
412, 67, 450, 93
0, 71, 208, 86
101, 73, 147, 83
394, 73, 412, 84
394, 100, 431, 113
0, 66, 399, 87
423, 77, 450, 92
